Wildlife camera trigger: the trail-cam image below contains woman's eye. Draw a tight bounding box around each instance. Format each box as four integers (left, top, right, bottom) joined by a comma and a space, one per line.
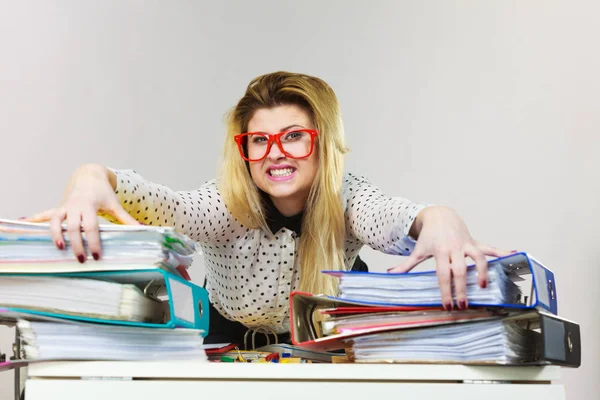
284, 131, 304, 140
250, 135, 267, 144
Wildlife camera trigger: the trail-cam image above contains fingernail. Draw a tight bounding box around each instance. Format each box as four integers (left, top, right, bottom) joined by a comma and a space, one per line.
92, 252, 99, 261
77, 254, 85, 263
18, 217, 27, 220
459, 300, 467, 310
387, 268, 394, 273
511, 250, 519, 253
444, 302, 453, 311
57, 241, 64, 250
481, 280, 487, 289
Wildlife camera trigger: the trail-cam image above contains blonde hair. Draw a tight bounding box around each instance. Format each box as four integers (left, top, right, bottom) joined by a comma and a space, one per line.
218, 71, 349, 296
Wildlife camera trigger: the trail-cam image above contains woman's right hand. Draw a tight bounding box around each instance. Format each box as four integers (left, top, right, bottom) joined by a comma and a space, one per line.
23, 164, 139, 263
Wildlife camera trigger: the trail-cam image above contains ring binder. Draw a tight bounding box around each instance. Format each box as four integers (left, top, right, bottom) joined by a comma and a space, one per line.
323, 252, 558, 315
290, 289, 580, 367
0, 269, 210, 333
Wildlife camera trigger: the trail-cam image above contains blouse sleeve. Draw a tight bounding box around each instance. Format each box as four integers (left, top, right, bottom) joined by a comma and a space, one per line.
100, 168, 240, 244
343, 172, 429, 256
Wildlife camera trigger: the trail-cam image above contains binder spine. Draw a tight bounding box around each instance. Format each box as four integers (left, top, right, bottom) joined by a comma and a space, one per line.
538, 313, 580, 367
528, 256, 558, 315
164, 272, 209, 335
0, 269, 210, 334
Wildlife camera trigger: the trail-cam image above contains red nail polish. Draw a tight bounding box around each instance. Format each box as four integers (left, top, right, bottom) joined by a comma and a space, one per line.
481, 280, 487, 289
459, 300, 467, 310
92, 253, 99, 261
77, 255, 85, 263
57, 241, 64, 250
445, 302, 453, 311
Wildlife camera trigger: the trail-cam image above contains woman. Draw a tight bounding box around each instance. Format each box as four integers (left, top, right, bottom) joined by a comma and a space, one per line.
25, 71, 512, 345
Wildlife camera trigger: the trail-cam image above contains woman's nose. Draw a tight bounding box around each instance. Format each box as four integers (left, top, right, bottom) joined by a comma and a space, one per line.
267, 141, 285, 159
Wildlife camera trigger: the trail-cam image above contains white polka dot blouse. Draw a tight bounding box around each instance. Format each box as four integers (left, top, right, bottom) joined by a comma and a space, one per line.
109, 169, 427, 333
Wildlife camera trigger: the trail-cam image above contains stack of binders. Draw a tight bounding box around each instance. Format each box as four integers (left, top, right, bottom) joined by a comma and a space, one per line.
290, 252, 581, 367
0, 218, 210, 371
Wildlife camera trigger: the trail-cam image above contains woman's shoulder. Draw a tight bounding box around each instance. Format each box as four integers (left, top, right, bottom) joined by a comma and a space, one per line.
341, 171, 373, 206
342, 171, 374, 191
191, 178, 222, 196
200, 178, 218, 190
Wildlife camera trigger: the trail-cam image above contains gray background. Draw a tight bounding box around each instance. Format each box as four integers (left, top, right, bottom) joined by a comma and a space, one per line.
1, 1, 598, 398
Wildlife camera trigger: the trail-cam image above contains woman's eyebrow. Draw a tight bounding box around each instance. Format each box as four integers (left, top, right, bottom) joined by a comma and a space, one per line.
279, 124, 305, 132
254, 124, 306, 134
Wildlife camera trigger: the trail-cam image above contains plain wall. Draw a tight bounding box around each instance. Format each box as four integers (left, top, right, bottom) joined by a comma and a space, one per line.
1, 1, 598, 398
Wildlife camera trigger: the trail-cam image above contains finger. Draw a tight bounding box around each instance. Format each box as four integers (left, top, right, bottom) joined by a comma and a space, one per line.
435, 253, 453, 311
49, 209, 67, 250
66, 212, 86, 263
451, 251, 467, 310
81, 209, 101, 261
107, 203, 140, 225
22, 209, 57, 223
475, 242, 515, 258
387, 251, 429, 273
465, 244, 488, 288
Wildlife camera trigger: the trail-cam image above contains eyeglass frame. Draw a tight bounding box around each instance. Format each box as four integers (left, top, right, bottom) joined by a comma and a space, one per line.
233, 129, 319, 162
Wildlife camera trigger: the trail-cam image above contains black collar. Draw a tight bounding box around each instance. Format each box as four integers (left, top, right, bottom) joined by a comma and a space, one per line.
261, 191, 304, 236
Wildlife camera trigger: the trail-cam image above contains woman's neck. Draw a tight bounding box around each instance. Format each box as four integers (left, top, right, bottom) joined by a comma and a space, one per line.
270, 195, 307, 217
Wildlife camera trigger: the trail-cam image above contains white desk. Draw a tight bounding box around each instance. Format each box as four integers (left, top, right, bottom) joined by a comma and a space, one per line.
24, 361, 565, 400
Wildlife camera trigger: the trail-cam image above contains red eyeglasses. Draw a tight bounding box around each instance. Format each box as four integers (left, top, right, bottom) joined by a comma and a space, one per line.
234, 129, 318, 162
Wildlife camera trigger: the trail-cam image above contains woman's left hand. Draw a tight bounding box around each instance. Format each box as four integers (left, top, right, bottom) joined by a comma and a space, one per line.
387, 206, 515, 311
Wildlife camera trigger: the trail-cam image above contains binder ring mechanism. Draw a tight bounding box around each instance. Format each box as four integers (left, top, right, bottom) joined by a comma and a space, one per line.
244, 327, 278, 350
548, 279, 555, 300
143, 279, 163, 302
143, 280, 168, 322
142, 279, 204, 321
143, 280, 204, 320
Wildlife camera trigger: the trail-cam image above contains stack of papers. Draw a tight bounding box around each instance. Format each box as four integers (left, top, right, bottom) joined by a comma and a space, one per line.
0, 218, 197, 276
0, 218, 210, 366
17, 320, 208, 361
0, 276, 156, 322
345, 319, 536, 364
326, 263, 521, 306
320, 307, 497, 336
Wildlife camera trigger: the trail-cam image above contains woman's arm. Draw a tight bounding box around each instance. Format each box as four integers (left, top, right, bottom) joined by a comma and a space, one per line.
24, 163, 140, 261
103, 168, 239, 244
344, 173, 513, 311
25, 164, 238, 261
344, 173, 427, 256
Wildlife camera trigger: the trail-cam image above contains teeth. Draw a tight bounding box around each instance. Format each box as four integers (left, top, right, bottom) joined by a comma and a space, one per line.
269, 168, 294, 177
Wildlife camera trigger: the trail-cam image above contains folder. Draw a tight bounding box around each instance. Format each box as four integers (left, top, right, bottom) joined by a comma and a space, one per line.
346, 310, 580, 367
323, 252, 558, 315
290, 291, 501, 351
0, 269, 209, 333
290, 292, 580, 367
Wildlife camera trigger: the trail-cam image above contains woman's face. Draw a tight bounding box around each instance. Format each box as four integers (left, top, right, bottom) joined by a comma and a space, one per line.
246, 104, 319, 215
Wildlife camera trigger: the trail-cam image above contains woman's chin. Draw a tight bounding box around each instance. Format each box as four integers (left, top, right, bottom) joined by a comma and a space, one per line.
263, 185, 297, 200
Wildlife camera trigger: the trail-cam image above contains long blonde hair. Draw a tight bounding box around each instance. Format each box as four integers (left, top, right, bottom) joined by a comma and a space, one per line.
218, 71, 349, 296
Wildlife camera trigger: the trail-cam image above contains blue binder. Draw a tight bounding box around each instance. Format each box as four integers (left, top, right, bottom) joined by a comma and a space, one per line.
0, 269, 210, 335
323, 252, 558, 315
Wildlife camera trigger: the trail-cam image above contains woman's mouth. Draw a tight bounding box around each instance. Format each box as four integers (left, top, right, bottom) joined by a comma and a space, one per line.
267, 167, 296, 181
